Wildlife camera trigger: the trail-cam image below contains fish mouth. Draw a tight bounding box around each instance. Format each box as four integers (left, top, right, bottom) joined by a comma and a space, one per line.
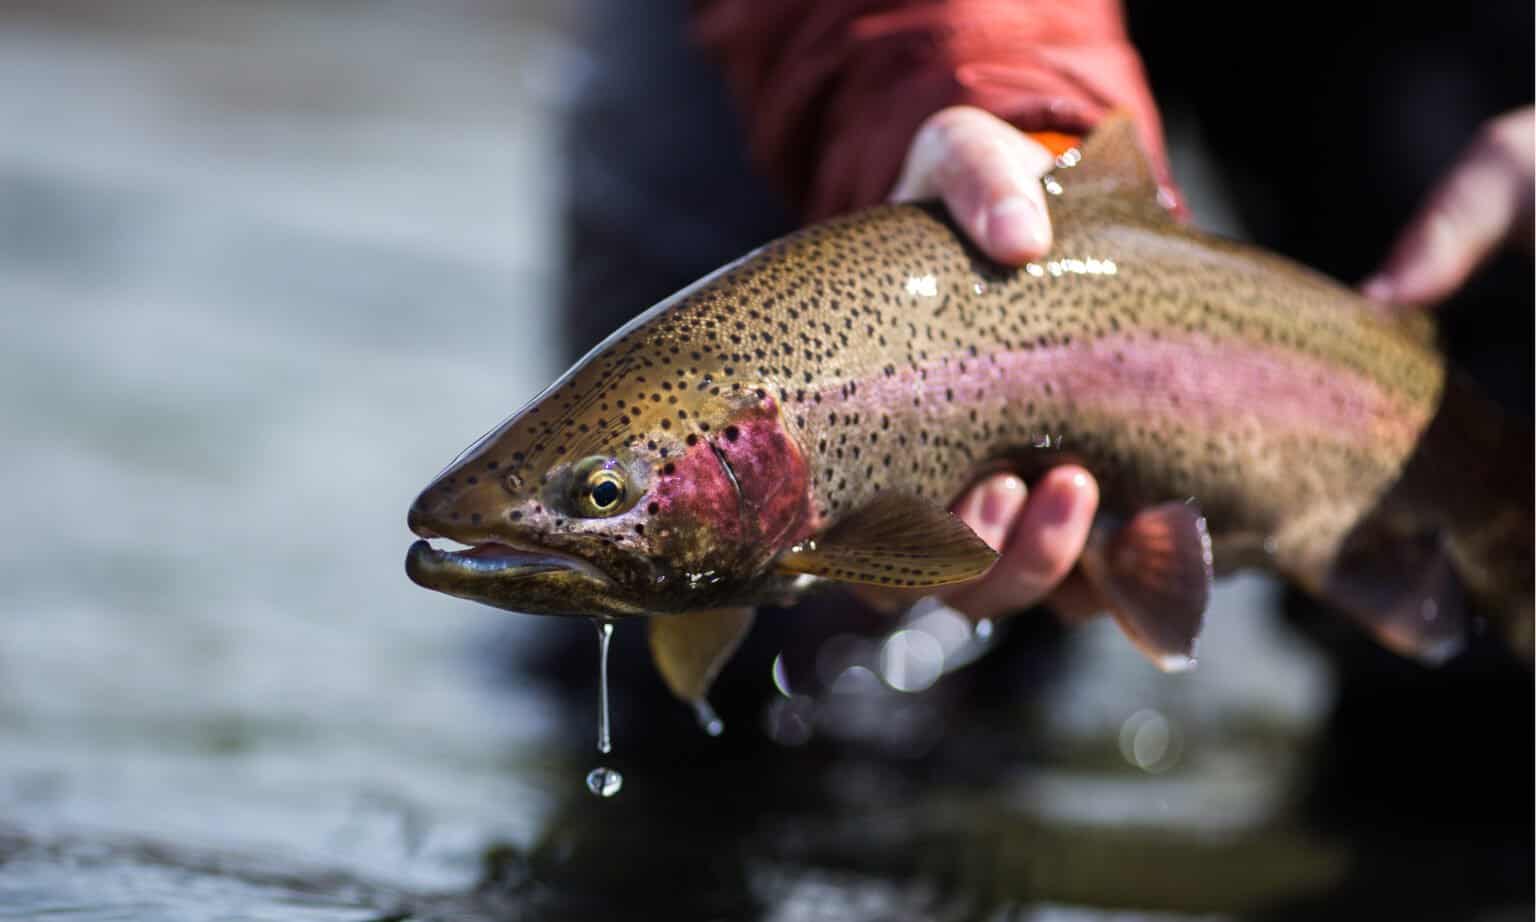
405, 538, 612, 587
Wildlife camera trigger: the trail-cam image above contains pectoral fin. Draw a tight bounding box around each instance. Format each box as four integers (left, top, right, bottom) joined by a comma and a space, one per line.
776, 491, 999, 588
1324, 531, 1466, 665
647, 607, 755, 706
1080, 502, 1214, 672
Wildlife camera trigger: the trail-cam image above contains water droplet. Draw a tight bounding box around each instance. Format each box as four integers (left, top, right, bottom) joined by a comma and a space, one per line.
770, 653, 793, 697
1157, 652, 1197, 673
1118, 708, 1181, 773
586, 766, 623, 797
830, 664, 881, 695
904, 274, 938, 297
694, 699, 724, 736
879, 629, 945, 692
592, 618, 614, 754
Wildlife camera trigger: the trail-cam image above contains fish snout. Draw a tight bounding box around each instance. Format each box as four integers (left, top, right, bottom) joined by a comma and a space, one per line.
407, 492, 440, 539
407, 473, 511, 541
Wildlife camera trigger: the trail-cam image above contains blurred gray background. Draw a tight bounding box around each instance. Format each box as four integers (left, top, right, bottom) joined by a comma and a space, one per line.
0, 1, 581, 913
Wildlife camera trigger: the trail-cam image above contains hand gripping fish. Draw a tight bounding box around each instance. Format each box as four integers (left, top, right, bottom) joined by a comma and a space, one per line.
406, 117, 1533, 715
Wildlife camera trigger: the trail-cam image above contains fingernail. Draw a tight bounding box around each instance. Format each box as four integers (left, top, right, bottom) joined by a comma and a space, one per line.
987, 197, 1049, 258
978, 475, 1025, 528
1042, 472, 1090, 525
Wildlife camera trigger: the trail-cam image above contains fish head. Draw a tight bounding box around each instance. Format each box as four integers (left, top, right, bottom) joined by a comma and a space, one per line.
406, 359, 813, 618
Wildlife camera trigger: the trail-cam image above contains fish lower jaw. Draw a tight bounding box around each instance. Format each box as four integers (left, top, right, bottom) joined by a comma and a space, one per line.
405, 538, 611, 587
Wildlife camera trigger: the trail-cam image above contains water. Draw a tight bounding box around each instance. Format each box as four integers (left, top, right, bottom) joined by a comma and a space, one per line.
593, 619, 615, 756
587, 618, 623, 798
585, 766, 624, 799
694, 698, 725, 736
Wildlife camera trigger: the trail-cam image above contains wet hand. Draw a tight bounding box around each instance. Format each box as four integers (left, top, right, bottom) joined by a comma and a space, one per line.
883, 106, 1102, 623
889, 106, 1058, 263
1362, 105, 1534, 307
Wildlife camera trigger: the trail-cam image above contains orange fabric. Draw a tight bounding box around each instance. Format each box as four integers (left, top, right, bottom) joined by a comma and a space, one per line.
1026, 130, 1084, 159
692, 0, 1176, 220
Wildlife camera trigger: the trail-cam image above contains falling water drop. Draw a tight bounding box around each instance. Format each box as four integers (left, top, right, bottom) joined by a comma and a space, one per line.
586, 618, 622, 798
593, 618, 614, 754
586, 766, 623, 797
694, 699, 724, 736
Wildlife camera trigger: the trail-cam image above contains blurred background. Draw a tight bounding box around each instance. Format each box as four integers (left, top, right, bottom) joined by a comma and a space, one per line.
0, 2, 1529, 920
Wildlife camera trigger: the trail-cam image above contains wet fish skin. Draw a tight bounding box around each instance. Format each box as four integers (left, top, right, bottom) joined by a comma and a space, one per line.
406, 117, 1532, 667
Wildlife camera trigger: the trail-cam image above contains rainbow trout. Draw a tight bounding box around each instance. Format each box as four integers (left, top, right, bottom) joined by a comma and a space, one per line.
406, 117, 1532, 710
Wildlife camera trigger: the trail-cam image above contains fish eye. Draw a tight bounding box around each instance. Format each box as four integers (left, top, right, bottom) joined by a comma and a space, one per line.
589, 472, 624, 509
570, 457, 634, 518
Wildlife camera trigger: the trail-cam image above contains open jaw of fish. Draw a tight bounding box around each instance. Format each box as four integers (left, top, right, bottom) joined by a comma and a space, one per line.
407, 536, 611, 595
405, 520, 650, 619
403, 114, 1533, 725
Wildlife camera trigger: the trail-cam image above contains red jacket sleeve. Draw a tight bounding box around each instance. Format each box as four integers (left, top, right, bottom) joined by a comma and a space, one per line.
692, 0, 1174, 220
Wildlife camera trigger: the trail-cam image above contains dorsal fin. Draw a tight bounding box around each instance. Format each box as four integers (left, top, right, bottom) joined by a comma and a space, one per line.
1052, 113, 1169, 217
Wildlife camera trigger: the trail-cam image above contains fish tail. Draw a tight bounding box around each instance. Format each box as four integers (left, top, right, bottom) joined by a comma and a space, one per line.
1424, 373, 1535, 650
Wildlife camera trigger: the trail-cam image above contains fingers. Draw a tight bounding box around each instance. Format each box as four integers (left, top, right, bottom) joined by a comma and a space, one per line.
889, 106, 1058, 264
1045, 571, 1106, 623
944, 465, 1100, 622
1361, 105, 1535, 307
951, 472, 1028, 553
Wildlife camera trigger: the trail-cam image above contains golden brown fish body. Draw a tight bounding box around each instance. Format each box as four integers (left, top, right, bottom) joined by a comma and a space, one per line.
406, 119, 1532, 698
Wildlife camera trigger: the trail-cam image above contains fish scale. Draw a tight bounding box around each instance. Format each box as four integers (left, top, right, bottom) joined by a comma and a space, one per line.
406, 117, 1532, 703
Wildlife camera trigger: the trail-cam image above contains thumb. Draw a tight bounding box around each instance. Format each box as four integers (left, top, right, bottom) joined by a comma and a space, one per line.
890, 106, 1057, 265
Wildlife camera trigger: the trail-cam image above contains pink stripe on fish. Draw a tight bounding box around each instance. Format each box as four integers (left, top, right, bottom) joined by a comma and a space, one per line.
843, 333, 1432, 450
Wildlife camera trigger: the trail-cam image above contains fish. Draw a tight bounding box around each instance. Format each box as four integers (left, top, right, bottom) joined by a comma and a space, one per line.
405, 116, 1533, 713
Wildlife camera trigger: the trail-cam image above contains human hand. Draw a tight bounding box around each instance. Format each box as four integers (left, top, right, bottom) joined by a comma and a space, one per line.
882, 106, 1102, 624
1362, 105, 1534, 307
889, 106, 1060, 262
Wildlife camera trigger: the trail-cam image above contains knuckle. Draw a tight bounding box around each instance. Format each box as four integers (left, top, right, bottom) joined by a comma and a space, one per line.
920, 106, 994, 153
915, 108, 965, 151
1474, 114, 1528, 166
1474, 121, 1510, 158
